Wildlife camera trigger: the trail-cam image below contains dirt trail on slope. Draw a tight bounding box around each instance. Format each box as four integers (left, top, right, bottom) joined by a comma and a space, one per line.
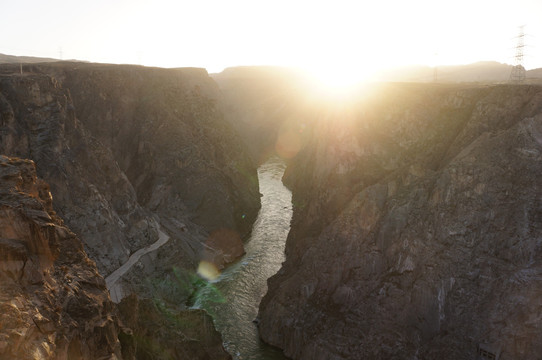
106, 228, 170, 302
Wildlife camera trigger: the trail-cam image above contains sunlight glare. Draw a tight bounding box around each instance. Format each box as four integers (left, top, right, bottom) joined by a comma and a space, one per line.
304, 65, 371, 102
312, 67, 362, 88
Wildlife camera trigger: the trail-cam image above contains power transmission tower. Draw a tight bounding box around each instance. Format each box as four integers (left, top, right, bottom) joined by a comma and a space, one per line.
509, 25, 526, 83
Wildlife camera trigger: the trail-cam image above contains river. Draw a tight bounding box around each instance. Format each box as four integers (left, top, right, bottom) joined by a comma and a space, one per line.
194, 157, 291, 360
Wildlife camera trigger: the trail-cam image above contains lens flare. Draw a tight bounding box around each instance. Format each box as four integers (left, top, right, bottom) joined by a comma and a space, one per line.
197, 261, 220, 281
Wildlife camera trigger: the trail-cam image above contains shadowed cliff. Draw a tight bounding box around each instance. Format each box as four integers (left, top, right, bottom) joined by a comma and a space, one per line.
212, 66, 314, 164
258, 83, 542, 360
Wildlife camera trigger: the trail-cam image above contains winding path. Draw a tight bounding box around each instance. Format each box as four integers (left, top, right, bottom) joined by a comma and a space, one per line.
105, 228, 170, 303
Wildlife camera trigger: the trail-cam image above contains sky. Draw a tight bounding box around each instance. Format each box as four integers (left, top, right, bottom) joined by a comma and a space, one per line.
2, 0, 542, 82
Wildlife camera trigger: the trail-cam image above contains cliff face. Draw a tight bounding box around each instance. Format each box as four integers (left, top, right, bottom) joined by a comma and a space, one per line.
0, 155, 121, 359
0, 63, 260, 297
259, 83, 542, 359
54, 64, 259, 239
0, 71, 157, 276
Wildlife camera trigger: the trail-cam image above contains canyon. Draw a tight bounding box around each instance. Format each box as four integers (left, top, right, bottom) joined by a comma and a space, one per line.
1, 61, 542, 360
0, 62, 258, 359
0, 62, 260, 281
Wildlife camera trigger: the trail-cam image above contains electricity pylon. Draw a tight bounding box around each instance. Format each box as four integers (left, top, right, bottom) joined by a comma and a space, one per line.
509, 25, 526, 83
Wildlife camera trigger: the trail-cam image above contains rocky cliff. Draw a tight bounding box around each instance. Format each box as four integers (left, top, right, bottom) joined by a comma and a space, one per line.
0, 155, 231, 359
0, 155, 121, 359
259, 83, 542, 359
0, 63, 260, 301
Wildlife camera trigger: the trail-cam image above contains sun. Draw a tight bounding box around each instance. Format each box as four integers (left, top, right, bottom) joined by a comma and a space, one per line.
302, 65, 372, 101
313, 68, 363, 88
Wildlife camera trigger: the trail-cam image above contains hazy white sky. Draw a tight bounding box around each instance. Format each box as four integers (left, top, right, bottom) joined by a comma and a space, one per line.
2, 0, 541, 80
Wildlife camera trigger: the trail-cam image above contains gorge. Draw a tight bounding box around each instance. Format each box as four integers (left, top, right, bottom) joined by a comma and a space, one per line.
1, 62, 542, 360
0, 62, 258, 359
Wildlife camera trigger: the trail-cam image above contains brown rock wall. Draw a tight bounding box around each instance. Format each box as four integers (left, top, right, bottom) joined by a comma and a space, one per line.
0, 155, 121, 359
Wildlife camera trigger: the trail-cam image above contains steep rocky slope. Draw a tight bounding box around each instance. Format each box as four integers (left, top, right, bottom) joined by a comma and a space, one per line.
0, 70, 158, 277
0, 63, 260, 301
259, 83, 542, 359
0, 155, 231, 359
53, 63, 259, 239
0, 155, 121, 359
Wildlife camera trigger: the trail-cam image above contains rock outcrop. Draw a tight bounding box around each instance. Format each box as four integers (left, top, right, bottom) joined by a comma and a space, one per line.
0, 155, 121, 359
259, 83, 542, 359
